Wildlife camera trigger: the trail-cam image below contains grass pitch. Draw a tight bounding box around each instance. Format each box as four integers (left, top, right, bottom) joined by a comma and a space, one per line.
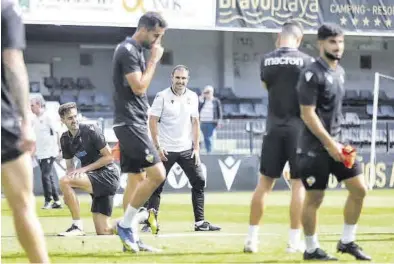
2, 190, 394, 263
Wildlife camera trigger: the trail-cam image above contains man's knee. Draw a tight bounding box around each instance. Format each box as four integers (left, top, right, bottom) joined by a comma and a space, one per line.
305, 190, 325, 208
350, 184, 367, 200
147, 163, 166, 186
255, 174, 275, 193
59, 176, 70, 188
190, 173, 205, 190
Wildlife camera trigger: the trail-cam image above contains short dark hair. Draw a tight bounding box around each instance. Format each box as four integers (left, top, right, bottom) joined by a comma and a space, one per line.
318, 23, 344, 40
137, 11, 167, 31
58, 102, 77, 118
171, 65, 189, 76
282, 19, 304, 35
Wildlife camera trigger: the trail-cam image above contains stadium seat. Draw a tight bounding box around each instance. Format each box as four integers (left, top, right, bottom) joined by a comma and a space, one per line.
77, 77, 95, 90
239, 103, 257, 118
94, 92, 113, 109
59, 93, 76, 105
77, 90, 95, 110
44, 77, 61, 95
344, 90, 359, 103
223, 103, 241, 118
359, 90, 373, 102
380, 105, 394, 118
60, 77, 77, 90
378, 90, 389, 101
254, 103, 268, 118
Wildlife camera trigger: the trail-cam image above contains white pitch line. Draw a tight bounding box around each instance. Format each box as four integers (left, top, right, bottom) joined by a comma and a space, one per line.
154, 232, 280, 238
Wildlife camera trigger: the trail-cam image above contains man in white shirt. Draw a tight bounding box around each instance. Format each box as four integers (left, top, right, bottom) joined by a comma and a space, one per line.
31, 96, 62, 209
147, 65, 221, 232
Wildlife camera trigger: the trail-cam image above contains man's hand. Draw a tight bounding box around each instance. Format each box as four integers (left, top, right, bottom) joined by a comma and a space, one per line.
325, 141, 344, 162
68, 167, 87, 179
19, 119, 36, 153
191, 148, 201, 166
158, 147, 168, 162
150, 37, 164, 63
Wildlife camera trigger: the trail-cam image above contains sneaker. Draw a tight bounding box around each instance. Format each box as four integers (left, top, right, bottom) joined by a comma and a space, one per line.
136, 240, 162, 252
286, 241, 306, 253
194, 221, 221, 231
337, 241, 372, 261
146, 209, 159, 235
57, 224, 85, 237
51, 201, 62, 209
303, 248, 338, 261
244, 240, 258, 253
41, 201, 52, 210
116, 222, 139, 253
141, 224, 151, 233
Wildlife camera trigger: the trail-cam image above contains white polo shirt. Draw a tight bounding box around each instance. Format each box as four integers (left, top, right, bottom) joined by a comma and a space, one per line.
32, 111, 59, 159
150, 87, 199, 152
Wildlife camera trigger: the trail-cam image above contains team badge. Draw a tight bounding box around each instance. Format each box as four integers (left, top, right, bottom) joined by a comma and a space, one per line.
145, 154, 154, 163
306, 176, 316, 186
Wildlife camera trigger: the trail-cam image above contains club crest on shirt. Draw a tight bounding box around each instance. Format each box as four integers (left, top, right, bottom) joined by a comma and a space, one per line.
305, 71, 313, 82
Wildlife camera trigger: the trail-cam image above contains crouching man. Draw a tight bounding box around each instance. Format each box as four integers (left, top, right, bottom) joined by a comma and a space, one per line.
57, 102, 119, 236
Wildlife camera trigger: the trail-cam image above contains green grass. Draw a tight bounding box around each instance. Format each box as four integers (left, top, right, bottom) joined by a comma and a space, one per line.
2, 190, 394, 263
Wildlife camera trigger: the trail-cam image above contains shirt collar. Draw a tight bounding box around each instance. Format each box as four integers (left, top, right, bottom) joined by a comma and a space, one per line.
67, 125, 81, 138
317, 57, 337, 72
170, 86, 187, 96
126, 37, 142, 52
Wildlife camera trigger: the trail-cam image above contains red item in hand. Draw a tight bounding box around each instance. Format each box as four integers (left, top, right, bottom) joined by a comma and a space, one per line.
112, 142, 121, 162
342, 145, 356, 168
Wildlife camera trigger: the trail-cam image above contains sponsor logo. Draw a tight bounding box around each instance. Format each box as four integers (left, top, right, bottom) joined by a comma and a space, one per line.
167, 163, 207, 189
264, 57, 304, 66
218, 156, 241, 191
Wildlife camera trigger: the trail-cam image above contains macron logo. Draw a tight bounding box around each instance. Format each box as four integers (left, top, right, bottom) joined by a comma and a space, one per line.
264, 57, 304, 66
218, 156, 241, 191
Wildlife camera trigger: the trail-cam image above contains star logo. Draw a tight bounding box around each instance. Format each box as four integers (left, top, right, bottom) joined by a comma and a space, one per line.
374, 17, 381, 27
340, 16, 347, 26
352, 18, 359, 26
363, 17, 370, 26
385, 18, 392, 27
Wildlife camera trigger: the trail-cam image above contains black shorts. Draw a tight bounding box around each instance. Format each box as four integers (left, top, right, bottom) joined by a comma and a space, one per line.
113, 125, 160, 173
260, 125, 300, 179
87, 165, 120, 216
296, 151, 362, 190
1, 116, 22, 164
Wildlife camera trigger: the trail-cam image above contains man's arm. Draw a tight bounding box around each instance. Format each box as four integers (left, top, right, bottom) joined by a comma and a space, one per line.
125, 61, 158, 95
149, 93, 164, 149
2, 50, 30, 120
149, 116, 161, 150
65, 159, 76, 175
122, 39, 163, 95
300, 105, 336, 148
192, 117, 200, 150
80, 145, 114, 173
297, 70, 338, 149
2, 3, 29, 120
216, 99, 223, 121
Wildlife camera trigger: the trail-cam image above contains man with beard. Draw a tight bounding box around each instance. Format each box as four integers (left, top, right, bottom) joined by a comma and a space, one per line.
111, 12, 167, 252
244, 20, 313, 254
57, 103, 120, 237
143, 65, 221, 233
296, 23, 371, 261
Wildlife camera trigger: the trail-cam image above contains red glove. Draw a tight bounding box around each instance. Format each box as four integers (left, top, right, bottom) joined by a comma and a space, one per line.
342, 145, 356, 169
112, 142, 121, 162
